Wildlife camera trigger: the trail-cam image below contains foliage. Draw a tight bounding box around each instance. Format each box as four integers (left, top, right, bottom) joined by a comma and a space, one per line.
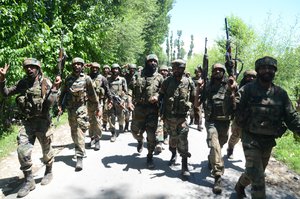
0, 125, 19, 160
273, 132, 300, 174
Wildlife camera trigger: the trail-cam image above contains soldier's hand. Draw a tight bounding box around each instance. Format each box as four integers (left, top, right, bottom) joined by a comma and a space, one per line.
148, 96, 158, 104
53, 75, 62, 90
57, 106, 63, 116
0, 63, 9, 81
95, 109, 102, 117
227, 76, 237, 91
197, 79, 205, 90
127, 102, 135, 111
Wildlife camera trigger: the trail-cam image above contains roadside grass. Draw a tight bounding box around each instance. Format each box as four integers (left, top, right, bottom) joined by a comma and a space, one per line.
0, 113, 68, 161
273, 131, 300, 174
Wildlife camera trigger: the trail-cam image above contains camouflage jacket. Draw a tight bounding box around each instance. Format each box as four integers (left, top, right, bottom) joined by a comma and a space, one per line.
160, 75, 195, 118
233, 80, 300, 138
107, 75, 127, 98
0, 75, 56, 120
131, 71, 164, 106
58, 73, 99, 111
90, 74, 112, 102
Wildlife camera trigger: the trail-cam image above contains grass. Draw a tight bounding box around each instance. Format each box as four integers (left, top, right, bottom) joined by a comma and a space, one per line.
0, 113, 68, 161
273, 131, 300, 174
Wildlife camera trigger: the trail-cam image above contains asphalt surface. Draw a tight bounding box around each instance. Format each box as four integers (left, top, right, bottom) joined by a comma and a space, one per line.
1, 119, 299, 199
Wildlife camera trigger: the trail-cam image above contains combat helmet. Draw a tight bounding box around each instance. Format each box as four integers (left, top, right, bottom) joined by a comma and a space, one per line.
72, 57, 85, 65
146, 54, 158, 62
159, 65, 169, 71
255, 56, 277, 72
171, 59, 186, 68
103, 65, 110, 69
212, 63, 226, 73
128, 64, 137, 69
111, 63, 121, 70
243, 69, 257, 77
90, 62, 100, 68
23, 58, 41, 68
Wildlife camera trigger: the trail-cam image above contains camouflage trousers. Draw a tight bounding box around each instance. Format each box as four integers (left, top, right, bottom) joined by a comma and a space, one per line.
67, 105, 89, 157
228, 119, 241, 149
237, 141, 272, 199
17, 118, 54, 171
190, 105, 203, 125
155, 118, 168, 142
87, 106, 102, 140
205, 120, 230, 176
102, 98, 109, 126
164, 117, 189, 157
131, 104, 158, 153
108, 104, 125, 134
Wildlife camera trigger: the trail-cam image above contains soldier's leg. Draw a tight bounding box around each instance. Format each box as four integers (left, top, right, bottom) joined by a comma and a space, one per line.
155, 119, 164, 153
145, 108, 159, 169
108, 106, 117, 142
227, 120, 241, 158
116, 106, 125, 134
16, 125, 36, 197
88, 108, 102, 150
176, 118, 191, 178
164, 118, 178, 166
189, 106, 194, 125
124, 110, 130, 132
131, 106, 146, 153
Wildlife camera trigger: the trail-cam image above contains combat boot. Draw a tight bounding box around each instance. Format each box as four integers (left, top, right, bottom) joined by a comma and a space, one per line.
189, 118, 194, 125
155, 142, 163, 154
181, 157, 190, 178
213, 175, 222, 194
110, 132, 117, 142
146, 154, 155, 169
89, 136, 95, 148
227, 147, 234, 159
75, 157, 83, 171
235, 181, 247, 198
102, 123, 107, 131
94, 139, 100, 151
119, 125, 124, 134
169, 147, 177, 166
41, 163, 53, 185
137, 140, 143, 153
17, 170, 36, 198
124, 121, 129, 132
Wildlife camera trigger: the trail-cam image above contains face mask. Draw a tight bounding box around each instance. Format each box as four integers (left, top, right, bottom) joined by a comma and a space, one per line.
258, 72, 275, 83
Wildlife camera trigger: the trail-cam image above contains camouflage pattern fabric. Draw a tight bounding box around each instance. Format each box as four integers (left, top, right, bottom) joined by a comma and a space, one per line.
227, 119, 241, 150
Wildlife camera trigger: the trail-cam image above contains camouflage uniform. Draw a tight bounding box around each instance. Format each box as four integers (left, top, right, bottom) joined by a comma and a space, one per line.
201, 63, 232, 194
131, 54, 164, 168
87, 62, 112, 150
58, 57, 99, 170
107, 63, 128, 142
101, 64, 111, 130
0, 58, 58, 197
226, 56, 300, 199
227, 69, 257, 158
191, 65, 204, 131
160, 59, 195, 177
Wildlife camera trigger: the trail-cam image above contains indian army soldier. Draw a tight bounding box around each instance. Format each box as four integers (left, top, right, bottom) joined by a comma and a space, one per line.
0, 58, 61, 198
225, 56, 300, 199
124, 63, 137, 132
129, 54, 164, 169
87, 62, 112, 150
58, 57, 100, 171
196, 63, 232, 194
226, 69, 257, 159
101, 64, 111, 131
191, 65, 204, 131
155, 65, 171, 153
159, 59, 195, 178
107, 63, 128, 142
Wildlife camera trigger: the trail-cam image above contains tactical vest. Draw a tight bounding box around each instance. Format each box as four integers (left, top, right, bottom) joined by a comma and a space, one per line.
16, 77, 49, 118
109, 76, 126, 97
133, 73, 162, 105
246, 82, 287, 136
92, 75, 105, 100
65, 73, 88, 107
204, 81, 231, 121
163, 76, 192, 117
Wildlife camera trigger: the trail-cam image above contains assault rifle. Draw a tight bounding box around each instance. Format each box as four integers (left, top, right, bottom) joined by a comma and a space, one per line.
110, 90, 128, 112
224, 18, 244, 82
201, 37, 209, 84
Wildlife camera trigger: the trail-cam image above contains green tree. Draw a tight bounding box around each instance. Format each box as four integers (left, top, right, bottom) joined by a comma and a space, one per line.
187, 35, 194, 60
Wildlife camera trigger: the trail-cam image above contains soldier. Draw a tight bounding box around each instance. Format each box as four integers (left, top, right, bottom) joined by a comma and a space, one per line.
0, 58, 61, 197
101, 64, 111, 131
158, 65, 169, 79
225, 56, 300, 199
107, 63, 128, 142
58, 57, 100, 171
87, 62, 112, 150
124, 63, 137, 132
159, 59, 195, 178
226, 69, 257, 159
129, 54, 164, 169
191, 65, 204, 131
196, 63, 232, 194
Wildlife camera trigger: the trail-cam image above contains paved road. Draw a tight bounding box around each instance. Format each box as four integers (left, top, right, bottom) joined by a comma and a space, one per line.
1, 120, 299, 199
